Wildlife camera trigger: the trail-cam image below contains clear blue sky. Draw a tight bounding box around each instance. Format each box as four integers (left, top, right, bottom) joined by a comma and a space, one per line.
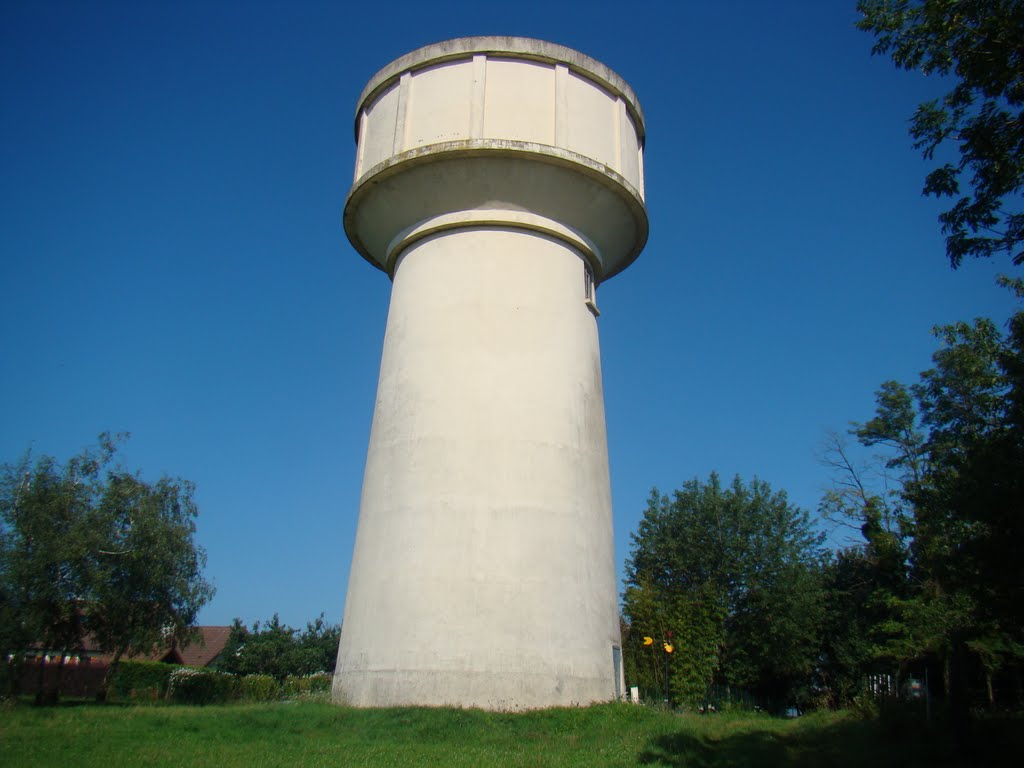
1, 1, 1017, 629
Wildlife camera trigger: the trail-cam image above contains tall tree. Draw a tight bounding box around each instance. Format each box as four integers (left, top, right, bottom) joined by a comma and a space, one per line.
908, 304, 1024, 714
87, 471, 214, 701
0, 441, 111, 702
0, 435, 214, 703
857, 0, 1024, 267
818, 427, 917, 706
825, 282, 1024, 719
819, 548, 897, 707
623, 474, 827, 708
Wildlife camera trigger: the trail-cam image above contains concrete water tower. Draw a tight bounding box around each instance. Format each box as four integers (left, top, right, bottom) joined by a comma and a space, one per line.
334, 37, 647, 710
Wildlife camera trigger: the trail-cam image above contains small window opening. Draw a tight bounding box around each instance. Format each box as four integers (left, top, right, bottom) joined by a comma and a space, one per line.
584, 262, 600, 316
612, 645, 622, 700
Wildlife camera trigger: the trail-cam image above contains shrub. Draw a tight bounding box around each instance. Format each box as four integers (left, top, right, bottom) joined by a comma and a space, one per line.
167, 667, 236, 705
111, 660, 180, 702
112, 664, 331, 705
282, 672, 332, 701
0, 659, 19, 701
216, 615, 340, 681
238, 674, 279, 702
850, 692, 880, 720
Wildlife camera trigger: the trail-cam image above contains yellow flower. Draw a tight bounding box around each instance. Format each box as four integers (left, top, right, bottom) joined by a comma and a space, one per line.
643, 636, 653, 646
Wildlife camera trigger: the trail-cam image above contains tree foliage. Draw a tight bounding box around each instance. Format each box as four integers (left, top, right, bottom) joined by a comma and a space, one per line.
857, 0, 1024, 267
906, 296, 1024, 710
623, 474, 827, 709
822, 282, 1024, 712
819, 548, 894, 706
0, 434, 214, 701
216, 614, 340, 681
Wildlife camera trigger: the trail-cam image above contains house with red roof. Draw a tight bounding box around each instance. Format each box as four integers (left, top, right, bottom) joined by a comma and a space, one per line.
19, 626, 233, 698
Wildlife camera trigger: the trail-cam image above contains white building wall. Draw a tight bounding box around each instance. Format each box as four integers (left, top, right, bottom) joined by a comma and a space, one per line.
360, 82, 399, 172
337, 228, 619, 708
408, 62, 473, 147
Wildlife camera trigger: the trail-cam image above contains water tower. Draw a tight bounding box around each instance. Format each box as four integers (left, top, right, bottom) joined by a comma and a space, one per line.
334, 37, 647, 709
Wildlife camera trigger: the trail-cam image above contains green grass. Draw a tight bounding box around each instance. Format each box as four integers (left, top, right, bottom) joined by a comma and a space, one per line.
1, 701, 1020, 767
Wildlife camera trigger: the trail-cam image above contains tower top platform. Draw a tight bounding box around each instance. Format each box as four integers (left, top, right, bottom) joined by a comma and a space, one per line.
344, 36, 648, 283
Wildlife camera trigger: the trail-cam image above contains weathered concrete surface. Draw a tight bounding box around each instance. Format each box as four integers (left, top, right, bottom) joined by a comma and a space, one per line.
334, 37, 647, 710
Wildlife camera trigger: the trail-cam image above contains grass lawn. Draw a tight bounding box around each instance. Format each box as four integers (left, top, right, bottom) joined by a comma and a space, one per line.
1, 701, 1020, 767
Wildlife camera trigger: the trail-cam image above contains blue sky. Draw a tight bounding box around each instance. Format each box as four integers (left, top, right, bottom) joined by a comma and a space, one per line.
1, 1, 1017, 629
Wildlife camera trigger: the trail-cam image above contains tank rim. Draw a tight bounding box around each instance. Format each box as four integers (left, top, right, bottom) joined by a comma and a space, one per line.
352, 36, 645, 146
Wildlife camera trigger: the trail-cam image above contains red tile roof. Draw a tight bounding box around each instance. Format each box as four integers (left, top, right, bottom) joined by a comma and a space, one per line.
31, 626, 233, 668
176, 626, 232, 667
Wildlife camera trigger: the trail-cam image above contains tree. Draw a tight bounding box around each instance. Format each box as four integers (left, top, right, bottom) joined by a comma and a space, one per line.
0, 434, 214, 702
817, 407, 919, 706
907, 303, 1024, 715
87, 471, 215, 701
622, 571, 725, 706
1, 440, 113, 702
623, 474, 827, 709
297, 613, 343, 674
819, 427, 914, 553
825, 282, 1024, 722
819, 548, 894, 707
857, 1, 1024, 267
217, 614, 340, 681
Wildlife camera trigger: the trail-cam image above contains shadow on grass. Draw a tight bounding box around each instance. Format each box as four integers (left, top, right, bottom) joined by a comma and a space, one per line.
639, 728, 795, 768
19, 697, 132, 709
637, 711, 1024, 768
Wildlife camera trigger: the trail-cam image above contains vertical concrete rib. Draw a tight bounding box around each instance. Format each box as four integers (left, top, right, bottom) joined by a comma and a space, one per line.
470, 54, 486, 138
393, 71, 411, 154
354, 111, 368, 182
554, 63, 568, 147
614, 96, 624, 172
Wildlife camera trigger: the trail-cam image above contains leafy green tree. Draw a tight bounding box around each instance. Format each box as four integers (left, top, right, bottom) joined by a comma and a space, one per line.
297, 614, 342, 674
907, 300, 1024, 711
621, 575, 669, 700
87, 471, 214, 701
623, 474, 827, 709
622, 572, 725, 706
826, 282, 1024, 722
217, 613, 340, 681
819, 548, 893, 707
817, 409, 919, 705
817, 385, 919, 574
0, 435, 213, 703
857, 0, 1024, 267
722, 555, 827, 707
218, 616, 295, 681
1, 440, 115, 702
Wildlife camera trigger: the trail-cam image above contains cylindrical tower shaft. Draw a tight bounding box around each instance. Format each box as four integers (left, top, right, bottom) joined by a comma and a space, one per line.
334, 37, 647, 710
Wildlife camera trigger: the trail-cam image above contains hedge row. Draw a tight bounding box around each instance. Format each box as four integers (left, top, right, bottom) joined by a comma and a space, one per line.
111, 660, 176, 701
111, 661, 331, 705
